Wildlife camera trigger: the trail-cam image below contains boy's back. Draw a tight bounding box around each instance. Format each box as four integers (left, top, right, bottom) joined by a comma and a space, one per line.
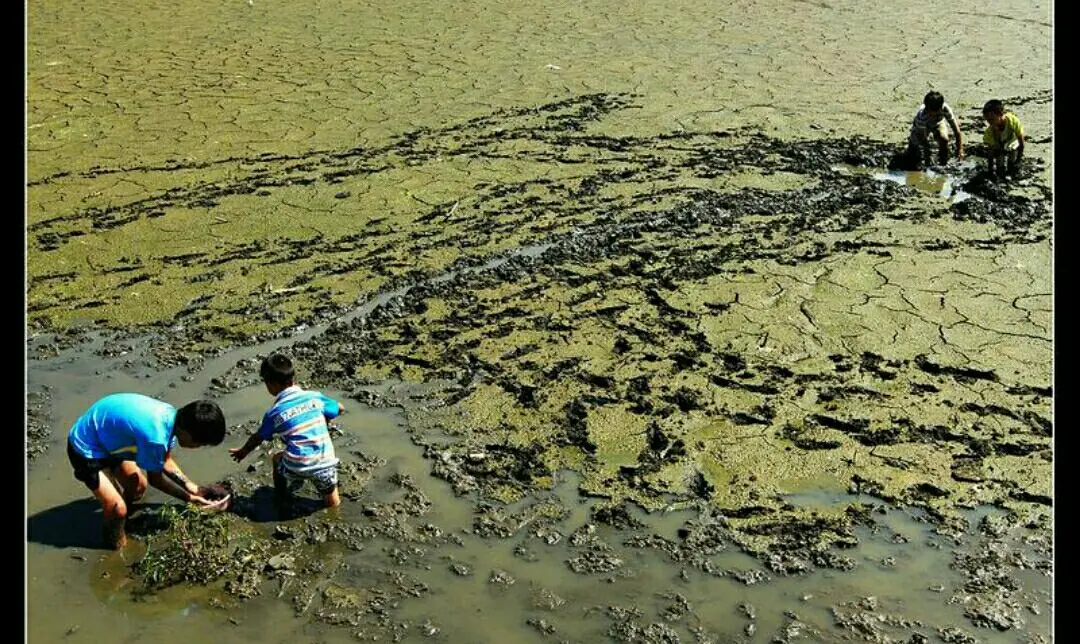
912, 102, 957, 128
68, 393, 177, 469
259, 386, 341, 473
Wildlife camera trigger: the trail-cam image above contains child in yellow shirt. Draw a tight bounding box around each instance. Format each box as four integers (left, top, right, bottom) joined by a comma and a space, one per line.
982, 99, 1025, 179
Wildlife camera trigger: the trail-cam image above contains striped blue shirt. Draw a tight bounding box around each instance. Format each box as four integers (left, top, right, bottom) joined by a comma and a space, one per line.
67, 393, 179, 472
258, 386, 341, 473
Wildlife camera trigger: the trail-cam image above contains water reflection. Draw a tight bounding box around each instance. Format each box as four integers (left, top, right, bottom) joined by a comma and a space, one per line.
834, 162, 974, 203
873, 167, 972, 203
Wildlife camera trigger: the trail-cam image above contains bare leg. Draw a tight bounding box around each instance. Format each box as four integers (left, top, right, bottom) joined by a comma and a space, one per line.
271, 451, 289, 500
92, 472, 130, 550
111, 461, 148, 506
919, 141, 932, 169
1006, 150, 1020, 177
324, 487, 341, 508
270, 451, 296, 519
933, 132, 950, 165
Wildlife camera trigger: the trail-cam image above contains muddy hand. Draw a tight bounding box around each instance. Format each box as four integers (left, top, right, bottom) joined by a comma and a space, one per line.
189, 494, 229, 512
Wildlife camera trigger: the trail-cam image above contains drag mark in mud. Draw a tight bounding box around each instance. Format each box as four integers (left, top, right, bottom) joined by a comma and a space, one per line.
28, 93, 1052, 640
27, 93, 1049, 359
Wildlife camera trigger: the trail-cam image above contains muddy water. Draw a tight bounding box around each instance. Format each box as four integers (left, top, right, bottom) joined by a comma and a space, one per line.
27, 336, 1050, 642
27, 0, 1052, 641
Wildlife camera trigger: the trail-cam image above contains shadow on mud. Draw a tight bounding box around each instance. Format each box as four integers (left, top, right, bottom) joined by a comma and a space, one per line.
24, 488, 325, 549
28, 499, 177, 550
229, 485, 327, 523
27, 498, 107, 549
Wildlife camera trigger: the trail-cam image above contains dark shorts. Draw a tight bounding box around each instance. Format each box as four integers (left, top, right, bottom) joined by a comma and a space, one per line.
277, 459, 338, 496
67, 440, 125, 492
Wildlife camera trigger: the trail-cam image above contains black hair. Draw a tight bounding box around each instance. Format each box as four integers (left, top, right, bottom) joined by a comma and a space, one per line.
923, 91, 945, 111
175, 400, 226, 446
982, 99, 1005, 115
260, 352, 296, 386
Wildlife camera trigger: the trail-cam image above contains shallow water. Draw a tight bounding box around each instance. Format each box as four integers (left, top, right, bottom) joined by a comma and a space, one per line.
834, 162, 976, 203
28, 335, 1051, 643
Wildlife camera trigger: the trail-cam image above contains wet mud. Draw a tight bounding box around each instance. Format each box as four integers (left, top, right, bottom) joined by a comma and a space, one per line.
28, 0, 1052, 641
27, 91, 1052, 642
28, 91, 1052, 359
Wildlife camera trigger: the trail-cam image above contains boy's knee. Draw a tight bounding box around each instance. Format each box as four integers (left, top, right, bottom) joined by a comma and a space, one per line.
104, 498, 129, 522
120, 474, 147, 502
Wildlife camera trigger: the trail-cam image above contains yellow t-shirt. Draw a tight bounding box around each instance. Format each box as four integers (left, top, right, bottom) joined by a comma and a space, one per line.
983, 112, 1024, 148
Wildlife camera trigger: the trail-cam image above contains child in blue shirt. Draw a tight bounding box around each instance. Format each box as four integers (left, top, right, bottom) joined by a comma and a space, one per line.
230, 353, 345, 509
67, 395, 228, 549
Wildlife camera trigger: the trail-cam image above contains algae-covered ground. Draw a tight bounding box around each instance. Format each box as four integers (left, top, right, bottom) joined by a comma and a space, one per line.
28, 102, 1053, 641
27, 0, 1052, 641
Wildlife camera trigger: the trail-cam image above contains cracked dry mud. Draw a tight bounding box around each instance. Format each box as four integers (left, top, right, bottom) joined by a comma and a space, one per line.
28, 93, 1051, 643
28, 0, 1051, 641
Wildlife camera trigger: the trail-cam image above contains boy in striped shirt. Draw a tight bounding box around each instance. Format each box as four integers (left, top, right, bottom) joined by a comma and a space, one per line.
905, 90, 964, 168
230, 353, 345, 508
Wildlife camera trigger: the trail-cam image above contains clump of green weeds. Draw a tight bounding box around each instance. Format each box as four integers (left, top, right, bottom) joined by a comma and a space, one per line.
131, 505, 234, 593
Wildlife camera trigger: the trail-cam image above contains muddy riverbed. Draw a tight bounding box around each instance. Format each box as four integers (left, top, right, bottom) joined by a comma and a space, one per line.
27, 0, 1052, 641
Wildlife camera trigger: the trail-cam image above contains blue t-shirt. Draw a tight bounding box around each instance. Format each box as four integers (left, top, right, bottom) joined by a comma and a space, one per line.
258, 386, 341, 473
67, 393, 178, 472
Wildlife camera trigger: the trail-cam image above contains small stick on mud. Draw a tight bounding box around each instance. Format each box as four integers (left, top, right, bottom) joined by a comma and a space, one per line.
443, 200, 460, 221
869, 446, 917, 470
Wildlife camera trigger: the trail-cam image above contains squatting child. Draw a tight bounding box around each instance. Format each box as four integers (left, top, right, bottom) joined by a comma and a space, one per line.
981, 99, 1025, 179
230, 353, 345, 509
67, 394, 228, 549
905, 90, 964, 168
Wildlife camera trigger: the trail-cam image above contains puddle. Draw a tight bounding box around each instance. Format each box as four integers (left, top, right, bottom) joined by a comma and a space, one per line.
835, 162, 974, 203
